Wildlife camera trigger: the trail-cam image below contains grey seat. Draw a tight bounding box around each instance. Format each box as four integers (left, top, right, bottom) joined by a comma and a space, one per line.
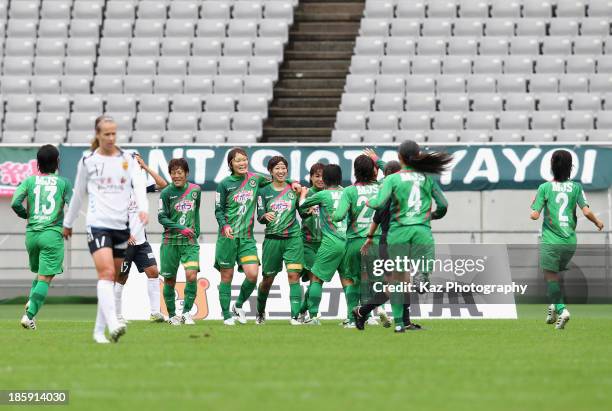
1, 76, 31, 94
201, 1, 231, 19
105, 94, 137, 114
4, 39, 36, 57
557, 0, 586, 17
439, 93, 469, 111
132, 131, 163, 144
396, 1, 425, 17
480, 37, 510, 55
135, 112, 167, 132
154, 76, 183, 94
471, 93, 503, 111
61, 76, 91, 94
192, 38, 223, 57
597, 56, 612, 74
564, 111, 594, 129
39, 95, 70, 114
532, 112, 562, 129
2, 132, 34, 143
484, 19, 514, 36
411, 57, 441, 75
509, 37, 539, 55
427, 130, 459, 143
364, 0, 394, 18
253, 39, 284, 61
590, 75, 612, 92
335, 112, 366, 130
490, 0, 520, 17
340, 93, 371, 111
137, 1, 168, 19
169, 1, 199, 19
541, 37, 572, 55
31, 76, 60, 94
36, 113, 68, 132
453, 19, 484, 36
5, 94, 37, 112
165, 19, 196, 37
73, 95, 103, 113
104, 113, 134, 132
201, 112, 231, 131
588, 130, 612, 142
559, 75, 588, 93
233, 1, 263, 19
196, 19, 226, 37
550, 18, 580, 36
597, 111, 612, 129
187, 57, 218, 75
69, 112, 99, 131
106, 1, 136, 20
386, 38, 416, 56
376, 74, 405, 93
64, 57, 94, 76
249, 57, 278, 80
226, 131, 260, 144
581, 18, 609, 36
373, 93, 404, 111
421, 20, 452, 37
134, 19, 165, 37
67, 38, 98, 58
516, 19, 546, 36
534, 56, 565, 74
504, 56, 534, 74
163, 131, 194, 144
473, 56, 503, 74
232, 113, 263, 137
523, 130, 555, 142
237, 95, 267, 118
97, 57, 127, 75
566, 56, 596, 74
259, 19, 289, 42
38, 19, 70, 38
354, 37, 385, 56
447, 37, 477, 55
498, 111, 529, 129
9, 1, 39, 19
41, 0, 71, 19
3, 57, 33, 75
214, 76, 243, 94
400, 112, 432, 130
524, 1, 552, 17
161, 37, 192, 56
505, 93, 536, 111
224, 38, 253, 57
99, 38, 130, 57
127, 57, 156, 75
573, 36, 604, 55
433, 112, 464, 130
458, 0, 488, 17
139, 94, 170, 113
33, 131, 65, 144
205, 94, 235, 112
66, 130, 95, 144
461, 130, 491, 143
7, 19, 38, 38
394, 130, 427, 143
172, 94, 203, 112
362, 130, 394, 144
359, 18, 390, 36
219, 57, 248, 75
195, 130, 226, 144
69, 20, 101, 38
405, 93, 436, 111
571, 93, 601, 111
168, 112, 199, 131
556, 130, 587, 142
417, 37, 447, 55
529, 75, 558, 93
131, 38, 161, 57
183, 75, 214, 94
490, 130, 522, 143
158, 57, 188, 75
4, 113, 35, 131
352, 56, 382, 75
331, 130, 362, 144
124, 75, 154, 94
243, 76, 274, 100
442, 56, 472, 74
102, 19, 134, 37
228, 19, 258, 37
389, 18, 420, 36
73, 2, 104, 20
367, 112, 399, 130
439, 75, 468, 93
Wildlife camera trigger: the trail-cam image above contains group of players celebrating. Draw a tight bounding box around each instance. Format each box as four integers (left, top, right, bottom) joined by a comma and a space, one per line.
10, 116, 604, 343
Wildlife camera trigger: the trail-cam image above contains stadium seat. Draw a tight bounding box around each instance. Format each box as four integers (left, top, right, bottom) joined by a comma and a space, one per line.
188, 57, 218, 75
219, 57, 248, 76
70, 20, 101, 38
139, 94, 170, 113
490, 130, 522, 142
406, 75, 435, 93
4, 113, 35, 131
102, 19, 134, 38
131, 38, 162, 57
233, 2, 263, 20
480, 38, 510, 55
550, 18, 580, 36
504, 57, 534, 75
498, 111, 529, 129
340, 94, 371, 111
73, 95, 104, 113
564, 111, 594, 129
195, 130, 226, 144
93, 76, 123, 94
581, 18, 609, 36
237, 95, 268, 118
126, 57, 156, 75
523, 130, 555, 142
428, 130, 459, 143
411, 57, 441, 74
7, 19, 38, 38
461, 130, 491, 143
67, 39, 98, 58
201, 1, 231, 19
39, 95, 70, 114
201, 112, 231, 131
556, 130, 587, 142
166, 19, 196, 37
184, 75, 214, 94
172, 94, 203, 113
396, 2, 425, 18
164, 131, 194, 144
571, 93, 601, 111
2, 132, 34, 143
3, 58, 33, 76
331, 130, 362, 143
105, 113, 134, 132
158, 57, 188, 75
534, 57, 565, 74
440, 75, 468, 93
373, 94, 404, 111
531, 112, 562, 129
192, 38, 223, 57
65, 58, 95, 76
105, 94, 136, 114
516, 19, 546, 36
214, 76, 243, 94
36, 113, 68, 132
439, 93, 469, 111
136, 112, 167, 132
557, 0, 586, 17
249, 57, 279, 80
264, 1, 294, 24
509, 37, 539, 55
432, 112, 463, 130
360, 19, 390, 37
196, 19, 227, 37
405, 93, 436, 111
355, 37, 385, 56
33, 131, 64, 144
465, 112, 496, 130
131, 131, 162, 144
537, 93, 569, 111
363, 130, 393, 143
395, 130, 427, 143
205, 94, 235, 112
167, 112, 199, 131
124, 76, 154, 94
559, 75, 588, 92
61, 76, 91, 94
380, 57, 409, 75
529, 75, 558, 93
490, 0, 521, 17
134, 19, 165, 37
99, 38, 130, 57
400, 112, 432, 130
472, 93, 503, 111
232, 113, 263, 137
259, 19, 289, 42
484, 19, 514, 36
447, 37, 478, 55
66, 130, 95, 144
5, 95, 37, 113
574, 36, 604, 55
335, 112, 367, 130
442, 56, 472, 74
421, 20, 452, 37
417, 37, 447, 55
386, 38, 416, 56
97, 57, 127, 75
226, 131, 259, 143
390, 19, 420, 36
542, 37, 572, 55
224, 38, 253, 57
254, 39, 284, 61
505, 93, 536, 111
364, 1, 394, 18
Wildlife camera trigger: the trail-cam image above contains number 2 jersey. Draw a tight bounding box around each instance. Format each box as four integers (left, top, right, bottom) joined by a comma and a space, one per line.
531, 181, 588, 244
333, 182, 380, 239
367, 167, 448, 229
11, 174, 72, 233
158, 183, 201, 245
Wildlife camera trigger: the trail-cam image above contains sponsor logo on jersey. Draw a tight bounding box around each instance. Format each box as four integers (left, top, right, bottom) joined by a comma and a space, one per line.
174, 199, 194, 212
271, 200, 291, 213
233, 190, 253, 204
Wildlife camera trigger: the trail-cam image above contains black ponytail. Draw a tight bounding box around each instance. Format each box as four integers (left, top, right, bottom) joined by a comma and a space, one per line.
398, 140, 453, 175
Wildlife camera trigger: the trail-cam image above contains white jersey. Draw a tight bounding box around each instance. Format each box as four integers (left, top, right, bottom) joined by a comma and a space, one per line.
128, 172, 156, 245
64, 149, 148, 231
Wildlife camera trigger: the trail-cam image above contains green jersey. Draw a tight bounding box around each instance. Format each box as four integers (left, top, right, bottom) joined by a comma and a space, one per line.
300, 186, 322, 243
215, 172, 282, 239
332, 182, 381, 239
158, 182, 201, 245
531, 181, 588, 244
257, 183, 300, 238
368, 167, 448, 229
300, 187, 347, 242
11, 174, 72, 233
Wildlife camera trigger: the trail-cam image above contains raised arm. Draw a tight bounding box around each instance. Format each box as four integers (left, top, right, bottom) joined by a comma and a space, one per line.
136, 154, 167, 190
367, 176, 393, 210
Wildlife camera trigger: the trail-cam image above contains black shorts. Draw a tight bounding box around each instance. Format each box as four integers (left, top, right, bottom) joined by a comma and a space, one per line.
120, 242, 157, 274
87, 227, 130, 258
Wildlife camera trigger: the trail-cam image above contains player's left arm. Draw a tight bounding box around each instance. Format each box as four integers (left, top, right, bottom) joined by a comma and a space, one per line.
129, 156, 149, 223
576, 184, 604, 231
530, 184, 546, 220
10, 179, 29, 219
136, 154, 168, 190
300, 190, 321, 211
256, 194, 269, 224
332, 188, 351, 222
431, 179, 448, 220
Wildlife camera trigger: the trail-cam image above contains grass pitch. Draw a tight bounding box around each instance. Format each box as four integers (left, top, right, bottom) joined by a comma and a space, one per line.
1, 304, 610, 411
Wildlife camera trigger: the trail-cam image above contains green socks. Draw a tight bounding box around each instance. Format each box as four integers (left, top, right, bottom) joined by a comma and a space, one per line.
390, 284, 404, 325
299, 285, 310, 315
163, 284, 176, 317
308, 281, 323, 318
218, 282, 232, 320
289, 283, 302, 318
256, 285, 269, 314
182, 280, 197, 314
26, 281, 49, 319
344, 285, 360, 322
28, 277, 38, 302
235, 279, 256, 309
547, 280, 566, 314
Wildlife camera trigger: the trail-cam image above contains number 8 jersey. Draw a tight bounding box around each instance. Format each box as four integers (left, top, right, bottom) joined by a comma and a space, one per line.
531, 181, 588, 244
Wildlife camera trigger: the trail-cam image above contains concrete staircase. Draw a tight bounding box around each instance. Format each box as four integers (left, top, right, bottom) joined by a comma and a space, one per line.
262, 0, 364, 142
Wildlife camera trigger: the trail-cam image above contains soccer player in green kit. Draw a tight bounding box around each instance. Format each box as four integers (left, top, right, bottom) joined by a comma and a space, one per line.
158, 158, 201, 326
11, 145, 72, 330
297, 163, 325, 322
299, 164, 347, 326
530, 150, 603, 330
362, 141, 451, 333
215, 148, 301, 325
332, 155, 380, 328
256, 156, 304, 325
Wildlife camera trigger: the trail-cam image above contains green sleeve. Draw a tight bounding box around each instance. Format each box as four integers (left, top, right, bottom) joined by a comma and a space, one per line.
531, 184, 546, 211
158, 190, 185, 231
62, 178, 73, 206
195, 188, 201, 234
215, 181, 229, 228
368, 176, 393, 210
576, 183, 589, 209
10, 179, 29, 219
431, 179, 448, 220
300, 191, 322, 212
257, 192, 268, 224
376, 159, 386, 171
332, 187, 352, 222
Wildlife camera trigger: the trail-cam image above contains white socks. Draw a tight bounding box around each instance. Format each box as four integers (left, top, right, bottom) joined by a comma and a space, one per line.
114, 283, 124, 318
98, 280, 120, 331
147, 278, 161, 315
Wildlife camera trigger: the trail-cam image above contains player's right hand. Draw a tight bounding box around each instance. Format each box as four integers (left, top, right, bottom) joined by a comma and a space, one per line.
263, 212, 275, 222
180, 228, 195, 239
596, 220, 604, 231
128, 235, 136, 246
364, 148, 379, 162
222, 225, 234, 239
360, 238, 373, 255
62, 227, 72, 240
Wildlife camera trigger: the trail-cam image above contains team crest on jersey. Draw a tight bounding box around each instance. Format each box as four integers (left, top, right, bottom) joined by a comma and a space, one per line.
288, 192, 295, 199
122, 161, 128, 170
175, 199, 194, 212
271, 200, 291, 213
191, 191, 198, 200
249, 179, 257, 187
233, 190, 253, 204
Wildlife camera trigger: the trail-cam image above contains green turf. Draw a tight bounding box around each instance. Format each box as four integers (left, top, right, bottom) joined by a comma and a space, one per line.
1, 305, 611, 411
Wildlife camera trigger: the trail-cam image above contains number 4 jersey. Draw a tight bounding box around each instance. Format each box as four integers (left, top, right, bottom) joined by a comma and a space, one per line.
11, 174, 72, 233
531, 181, 588, 244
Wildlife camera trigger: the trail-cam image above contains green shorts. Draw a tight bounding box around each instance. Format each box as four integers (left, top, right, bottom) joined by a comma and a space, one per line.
540, 243, 577, 273
160, 244, 200, 278
25, 230, 64, 276
262, 236, 304, 276
214, 235, 259, 272
311, 236, 346, 283
387, 225, 435, 272
343, 237, 368, 283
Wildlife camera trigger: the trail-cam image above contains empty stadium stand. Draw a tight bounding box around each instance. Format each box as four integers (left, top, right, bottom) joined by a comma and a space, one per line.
1, 0, 295, 144
333, 0, 612, 143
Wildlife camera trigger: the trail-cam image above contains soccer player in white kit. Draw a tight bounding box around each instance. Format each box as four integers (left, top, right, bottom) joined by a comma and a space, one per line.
63, 116, 149, 343
114, 152, 168, 324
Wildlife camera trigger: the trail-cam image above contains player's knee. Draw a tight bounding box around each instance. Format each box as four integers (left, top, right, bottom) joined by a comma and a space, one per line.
144, 266, 159, 279
164, 277, 176, 287
98, 268, 115, 280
